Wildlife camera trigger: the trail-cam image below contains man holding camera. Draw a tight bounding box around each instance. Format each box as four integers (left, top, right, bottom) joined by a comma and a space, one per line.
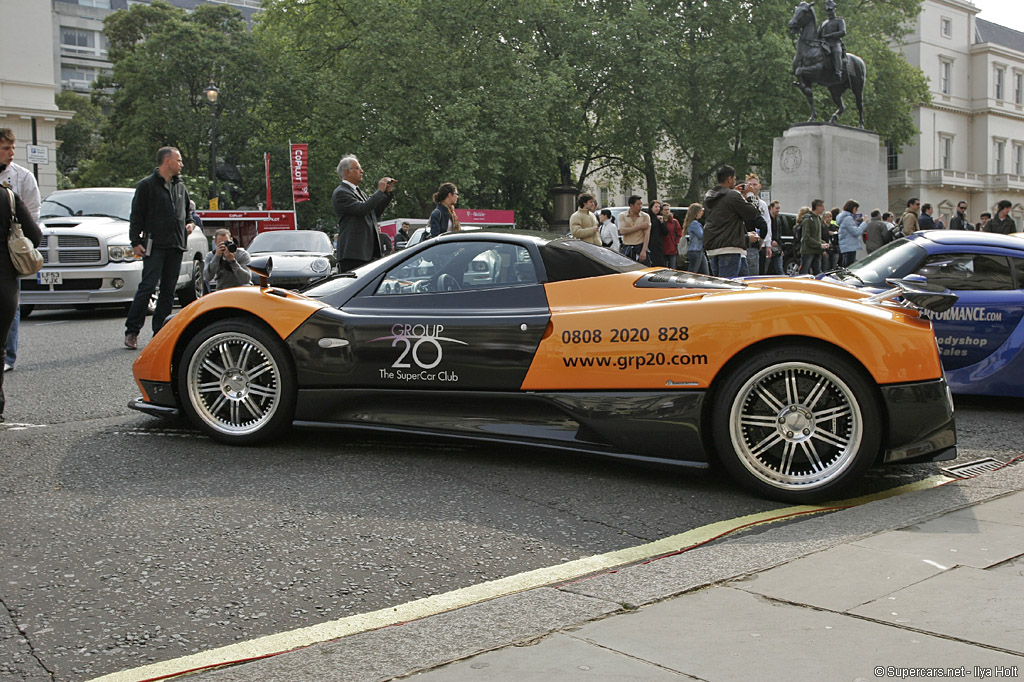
332, 155, 394, 272
204, 229, 251, 291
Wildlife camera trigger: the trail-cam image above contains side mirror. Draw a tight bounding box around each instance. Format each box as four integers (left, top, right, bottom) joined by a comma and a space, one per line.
248, 256, 274, 289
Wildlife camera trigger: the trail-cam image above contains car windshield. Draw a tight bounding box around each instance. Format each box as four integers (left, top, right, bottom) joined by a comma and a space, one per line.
841, 238, 929, 287
40, 190, 133, 221
248, 231, 332, 253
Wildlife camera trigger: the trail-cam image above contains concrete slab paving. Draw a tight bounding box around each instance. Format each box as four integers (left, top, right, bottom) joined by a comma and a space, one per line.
572, 586, 1024, 682
731, 543, 946, 612
192, 587, 621, 682
408, 632, 690, 681
989, 554, 1024, 577
850, 565, 1024, 654
948, 490, 1024, 526
561, 479, 1002, 608
852, 513, 1024, 569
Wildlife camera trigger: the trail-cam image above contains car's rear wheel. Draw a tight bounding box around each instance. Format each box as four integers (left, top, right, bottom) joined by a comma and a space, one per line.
177, 319, 296, 444
178, 259, 204, 306
711, 345, 881, 503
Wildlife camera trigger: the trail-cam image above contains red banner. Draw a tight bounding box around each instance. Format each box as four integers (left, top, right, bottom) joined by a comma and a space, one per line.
290, 143, 310, 204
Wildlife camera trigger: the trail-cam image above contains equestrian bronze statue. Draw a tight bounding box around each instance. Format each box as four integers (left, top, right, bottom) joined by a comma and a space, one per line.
789, 0, 866, 128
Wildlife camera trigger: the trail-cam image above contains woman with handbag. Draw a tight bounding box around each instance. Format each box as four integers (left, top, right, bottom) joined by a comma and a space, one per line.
1, 188, 41, 423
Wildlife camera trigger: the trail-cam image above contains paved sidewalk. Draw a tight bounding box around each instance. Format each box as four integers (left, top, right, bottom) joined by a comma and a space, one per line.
189, 463, 1024, 682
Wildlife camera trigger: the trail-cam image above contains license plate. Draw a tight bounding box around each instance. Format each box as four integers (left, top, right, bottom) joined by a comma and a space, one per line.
38, 271, 63, 285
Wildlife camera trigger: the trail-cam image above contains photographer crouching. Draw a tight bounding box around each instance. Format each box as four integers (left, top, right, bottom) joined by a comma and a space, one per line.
203, 228, 252, 291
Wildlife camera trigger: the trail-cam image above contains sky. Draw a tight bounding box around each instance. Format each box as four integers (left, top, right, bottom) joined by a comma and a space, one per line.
970, 0, 1024, 33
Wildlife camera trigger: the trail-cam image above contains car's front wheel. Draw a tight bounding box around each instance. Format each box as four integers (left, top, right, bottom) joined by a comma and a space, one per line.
784, 257, 801, 277
711, 345, 881, 503
177, 319, 296, 444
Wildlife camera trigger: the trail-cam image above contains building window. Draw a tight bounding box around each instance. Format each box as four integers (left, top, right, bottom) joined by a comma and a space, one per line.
1016, 73, 1023, 105
939, 60, 952, 95
78, 0, 111, 7
60, 66, 98, 89
1015, 144, 1024, 176
995, 140, 1005, 174
887, 142, 898, 172
995, 67, 1005, 100
940, 17, 952, 38
599, 187, 609, 207
940, 135, 953, 170
60, 27, 96, 54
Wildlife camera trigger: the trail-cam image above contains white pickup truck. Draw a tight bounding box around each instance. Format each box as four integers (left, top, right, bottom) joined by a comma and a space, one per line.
21, 187, 209, 317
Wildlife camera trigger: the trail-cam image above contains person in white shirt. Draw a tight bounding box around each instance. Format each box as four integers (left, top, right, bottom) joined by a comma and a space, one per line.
743, 174, 772, 276
0, 129, 42, 373
598, 209, 620, 251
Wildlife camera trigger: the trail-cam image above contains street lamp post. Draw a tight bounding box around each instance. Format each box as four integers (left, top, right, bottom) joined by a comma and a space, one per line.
203, 82, 220, 209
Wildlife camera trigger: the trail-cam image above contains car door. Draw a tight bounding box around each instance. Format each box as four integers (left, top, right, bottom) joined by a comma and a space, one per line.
916, 251, 1024, 370
291, 240, 551, 391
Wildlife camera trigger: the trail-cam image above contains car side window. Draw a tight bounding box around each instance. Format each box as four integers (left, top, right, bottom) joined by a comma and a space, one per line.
375, 242, 536, 295
1013, 258, 1024, 289
917, 253, 1014, 291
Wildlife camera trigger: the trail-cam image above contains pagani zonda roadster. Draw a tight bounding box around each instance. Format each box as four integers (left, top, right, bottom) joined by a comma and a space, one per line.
130, 232, 957, 502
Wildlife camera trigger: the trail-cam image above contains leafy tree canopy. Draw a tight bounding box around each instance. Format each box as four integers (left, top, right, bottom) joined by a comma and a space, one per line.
75, 0, 929, 226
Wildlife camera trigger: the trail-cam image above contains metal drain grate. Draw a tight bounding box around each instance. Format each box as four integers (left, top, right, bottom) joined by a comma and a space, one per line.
941, 457, 1007, 479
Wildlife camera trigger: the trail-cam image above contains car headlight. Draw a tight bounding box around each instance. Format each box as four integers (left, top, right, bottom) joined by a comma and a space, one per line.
108, 245, 140, 262
310, 257, 330, 274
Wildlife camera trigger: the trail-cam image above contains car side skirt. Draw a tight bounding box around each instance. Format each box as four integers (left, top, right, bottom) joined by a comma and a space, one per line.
879, 378, 957, 464
293, 388, 711, 466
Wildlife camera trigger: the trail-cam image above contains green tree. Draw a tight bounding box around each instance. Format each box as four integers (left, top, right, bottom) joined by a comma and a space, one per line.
83, 1, 273, 209
83, 0, 930, 225
54, 91, 104, 187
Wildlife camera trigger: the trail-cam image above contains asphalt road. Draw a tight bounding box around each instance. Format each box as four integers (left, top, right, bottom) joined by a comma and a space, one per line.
1, 306, 1021, 681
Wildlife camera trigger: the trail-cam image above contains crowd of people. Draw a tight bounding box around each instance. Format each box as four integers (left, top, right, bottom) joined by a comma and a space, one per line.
569, 165, 1020, 278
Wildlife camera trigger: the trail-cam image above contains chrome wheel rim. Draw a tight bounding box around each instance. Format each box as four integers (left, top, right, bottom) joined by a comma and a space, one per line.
728, 361, 863, 491
186, 331, 282, 436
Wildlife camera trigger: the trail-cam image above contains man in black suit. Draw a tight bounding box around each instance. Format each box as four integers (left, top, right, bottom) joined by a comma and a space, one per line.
332, 155, 395, 272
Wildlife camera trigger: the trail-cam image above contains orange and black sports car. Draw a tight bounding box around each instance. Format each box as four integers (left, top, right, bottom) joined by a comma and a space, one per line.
131, 232, 958, 502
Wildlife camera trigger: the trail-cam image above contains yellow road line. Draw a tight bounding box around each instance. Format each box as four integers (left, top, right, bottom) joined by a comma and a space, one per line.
87, 475, 951, 682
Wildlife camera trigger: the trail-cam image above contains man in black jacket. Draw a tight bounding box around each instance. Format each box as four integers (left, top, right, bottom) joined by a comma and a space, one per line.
123, 147, 195, 349
984, 200, 1017, 234
703, 165, 761, 278
332, 155, 394, 272
949, 201, 972, 231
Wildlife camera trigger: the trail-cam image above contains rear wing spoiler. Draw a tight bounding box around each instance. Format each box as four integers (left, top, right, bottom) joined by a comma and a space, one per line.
863, 277, 958, 314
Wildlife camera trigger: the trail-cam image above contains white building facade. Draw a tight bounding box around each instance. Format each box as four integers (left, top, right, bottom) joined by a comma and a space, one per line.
0, 0, 71, 198
891, 0, 1024, 225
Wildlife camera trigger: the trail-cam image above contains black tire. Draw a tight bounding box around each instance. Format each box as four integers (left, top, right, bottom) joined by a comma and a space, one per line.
711, 344, 881, 503
784, 258, 801, 277
177, 318, 296, 444
177, 259, 204, 306
19, 304, 34, 319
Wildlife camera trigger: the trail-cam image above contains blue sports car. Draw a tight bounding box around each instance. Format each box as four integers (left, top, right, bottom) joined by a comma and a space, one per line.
823, 231, 1024, 397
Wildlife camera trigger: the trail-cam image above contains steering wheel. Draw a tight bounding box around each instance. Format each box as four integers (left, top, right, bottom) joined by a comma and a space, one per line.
437, 273, 461, 291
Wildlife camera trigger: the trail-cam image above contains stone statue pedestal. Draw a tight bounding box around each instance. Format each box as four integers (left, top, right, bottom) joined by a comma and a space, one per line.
771, 123, 887, 217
